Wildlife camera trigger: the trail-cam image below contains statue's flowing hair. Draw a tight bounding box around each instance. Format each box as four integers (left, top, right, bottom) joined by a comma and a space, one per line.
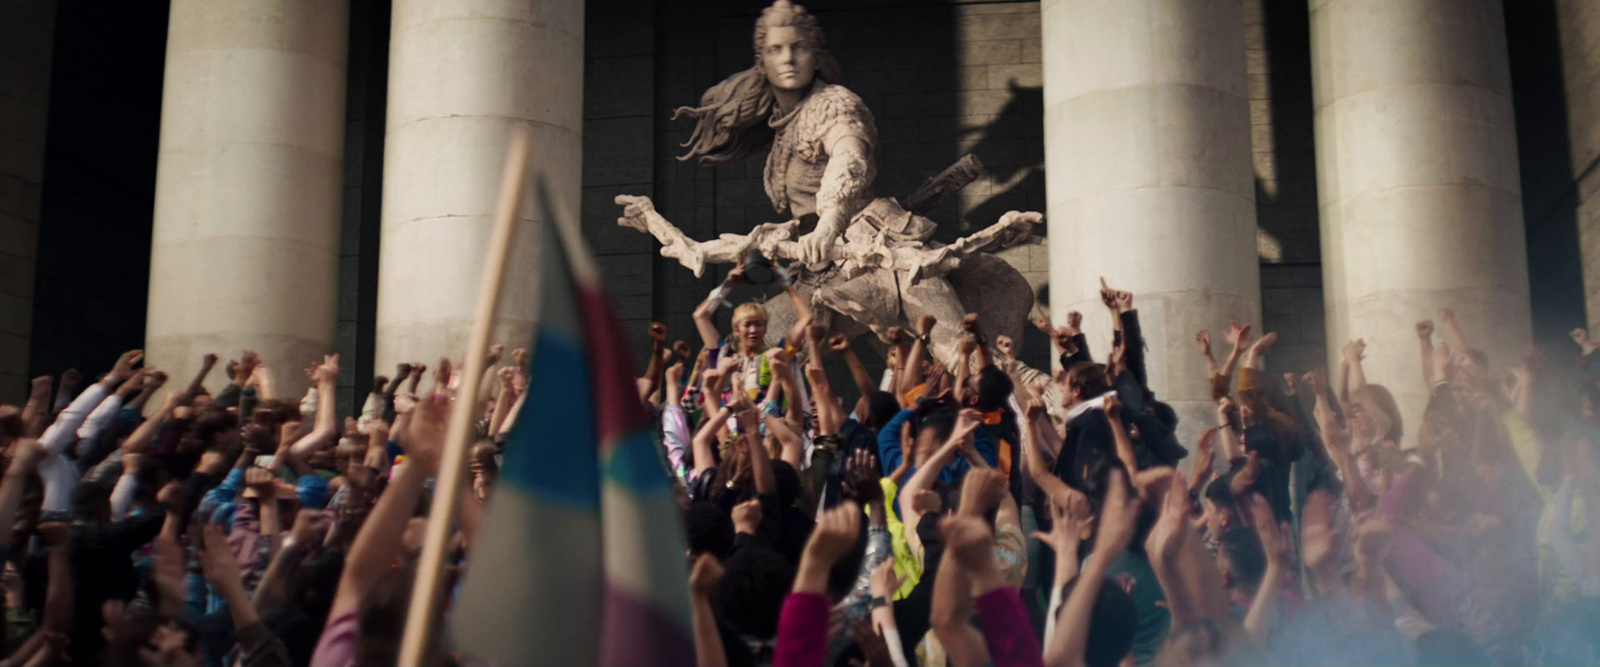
673, 0, 843, 165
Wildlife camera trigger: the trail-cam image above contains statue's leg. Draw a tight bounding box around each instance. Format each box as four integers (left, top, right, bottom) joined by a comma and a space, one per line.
895, 273, 968, 366
814, 271, 904, 343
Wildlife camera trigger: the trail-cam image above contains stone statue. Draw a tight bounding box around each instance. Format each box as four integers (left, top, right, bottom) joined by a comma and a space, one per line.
616, 0, 1042, 361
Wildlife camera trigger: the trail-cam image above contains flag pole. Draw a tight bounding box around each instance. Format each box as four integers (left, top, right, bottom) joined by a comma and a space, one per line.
398, 127, 530, 667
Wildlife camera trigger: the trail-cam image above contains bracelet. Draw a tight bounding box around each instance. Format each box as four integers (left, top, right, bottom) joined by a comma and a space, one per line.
706, 286, 732, 311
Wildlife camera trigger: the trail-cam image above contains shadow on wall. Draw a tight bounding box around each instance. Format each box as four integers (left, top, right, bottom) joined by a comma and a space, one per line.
961, 81, 1044, 238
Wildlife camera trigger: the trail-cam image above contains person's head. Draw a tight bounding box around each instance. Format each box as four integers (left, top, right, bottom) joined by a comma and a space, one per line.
712, 546, 795, 639
1348, 384, 1402, 445
974, 365, 1013, 413
772, 460, 803, 508
1055, 577, 1139, 667
912, 402, 957, 465
863, 390, 900, 432
1201, 479, 1239, 538
108, 612, 201, 667
1215, 527, 1267, 594
190, 405, 238, 450
71, 480, 113, 524
685, 502, 735, 558
1061, 363, 1110, 408
731, 303, 768, 355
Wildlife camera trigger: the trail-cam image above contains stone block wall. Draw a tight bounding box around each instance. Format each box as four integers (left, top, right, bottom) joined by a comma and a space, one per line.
334, 0, 392, 416
1244, 0, 1325, 378
0, 1, 54, 404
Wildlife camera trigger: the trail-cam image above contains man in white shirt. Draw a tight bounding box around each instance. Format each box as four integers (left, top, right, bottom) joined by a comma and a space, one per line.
36, 350, 143, 516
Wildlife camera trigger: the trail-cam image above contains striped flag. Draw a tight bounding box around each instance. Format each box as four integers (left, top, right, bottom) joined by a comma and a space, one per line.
453, 179, 694, 666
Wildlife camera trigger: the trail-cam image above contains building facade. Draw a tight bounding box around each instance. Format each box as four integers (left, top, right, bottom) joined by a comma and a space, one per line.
4, 0, 1598, 439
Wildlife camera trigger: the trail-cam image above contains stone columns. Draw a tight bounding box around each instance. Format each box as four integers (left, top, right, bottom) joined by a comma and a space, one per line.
375, 1, 583, 370
146, 0, 348, 399
1310, 0, 1530, 429
1042, 0, 1260, 442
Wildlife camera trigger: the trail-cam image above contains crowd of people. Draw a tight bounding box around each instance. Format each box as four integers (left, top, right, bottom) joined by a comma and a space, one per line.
0, 261, 1595, 667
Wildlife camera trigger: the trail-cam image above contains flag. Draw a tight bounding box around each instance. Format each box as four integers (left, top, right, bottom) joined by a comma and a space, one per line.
453, 178, 694, 666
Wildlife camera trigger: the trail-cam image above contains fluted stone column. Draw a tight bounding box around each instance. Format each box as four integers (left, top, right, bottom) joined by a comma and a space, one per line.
1310, 0, 1530, 429
1043, 0, 1260, 444
375, 1, 583, 370
146, 0, 348, 399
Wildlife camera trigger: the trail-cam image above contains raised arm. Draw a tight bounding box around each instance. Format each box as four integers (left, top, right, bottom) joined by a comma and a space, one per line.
180, 352, 219, 405
1438, 308, 1469, 353
1416, 320, 1438, 388
1217, 321, 1251, 385
1242, 495, 1290, 642
1104, 394, 1139, 474
693, 266, 745, 350
899, 409, 982, 530
0, 441, 44, 553
325, 391, 444, 625
638, 323, 669, 404
1045, 471, 1139, 667
689, 555, 728, 667
782, 283, 814, 351
828, 334, 876, 417
691, 370, 733, 480
288, 354, 340, 461
1342, 339, 1368, 394
19, 376, 51, 438
899, 315, 937, 403
805, 326, 844, 436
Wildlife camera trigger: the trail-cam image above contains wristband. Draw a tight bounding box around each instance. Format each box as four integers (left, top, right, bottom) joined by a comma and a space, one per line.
706, 286, 732, 311
868, 596, 889, 609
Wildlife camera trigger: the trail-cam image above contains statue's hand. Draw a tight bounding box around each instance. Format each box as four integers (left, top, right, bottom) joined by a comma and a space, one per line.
615, 195, 657, 231
797, 227, 839, 268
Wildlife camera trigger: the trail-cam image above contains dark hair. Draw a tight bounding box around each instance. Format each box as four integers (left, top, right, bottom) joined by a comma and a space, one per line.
190, 405, 236, 447
772, 460, 803, 508
713, 546, 795, 638
864, 391, 900, 432
356, 563, 419, 667
915, 402, 957, 445
1216, 527, 1266, 590
1056, 576, 1139, 667
975, 366, 1013, 413
686, 502, 735, 558
1065, 363, 1111, 400
70, 480, 113, 521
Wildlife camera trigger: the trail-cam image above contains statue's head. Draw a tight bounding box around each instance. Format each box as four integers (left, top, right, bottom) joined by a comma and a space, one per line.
754, 1, 827, 94
673, 0, 841, 166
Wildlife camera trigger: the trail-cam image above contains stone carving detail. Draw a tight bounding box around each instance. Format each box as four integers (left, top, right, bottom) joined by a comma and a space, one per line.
615, 0, 1043, 358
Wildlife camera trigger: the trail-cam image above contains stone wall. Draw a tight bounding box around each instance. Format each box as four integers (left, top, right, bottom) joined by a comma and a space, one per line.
1505, 0, 1599, 351
0, 1, 54, 403
1245, 0, 1325, 379
334, 0, 392, 416
28, 2, 166, 390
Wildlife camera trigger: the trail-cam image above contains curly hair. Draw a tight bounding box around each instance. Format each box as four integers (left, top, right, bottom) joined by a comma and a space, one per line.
673, 1, 843, 165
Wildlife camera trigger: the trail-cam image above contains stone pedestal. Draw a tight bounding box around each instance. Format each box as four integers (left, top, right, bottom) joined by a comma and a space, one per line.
1310, 0, 1531, 430
1042, 0, 1261, 447
374, 0, 583, 370
146, 0, 349, 399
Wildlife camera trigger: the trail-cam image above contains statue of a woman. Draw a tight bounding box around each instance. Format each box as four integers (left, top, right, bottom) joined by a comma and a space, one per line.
674, 0, 874, 267
618, 0, 1041, 359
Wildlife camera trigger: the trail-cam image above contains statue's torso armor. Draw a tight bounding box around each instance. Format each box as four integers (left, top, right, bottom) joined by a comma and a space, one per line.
763, 81, 878, 221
